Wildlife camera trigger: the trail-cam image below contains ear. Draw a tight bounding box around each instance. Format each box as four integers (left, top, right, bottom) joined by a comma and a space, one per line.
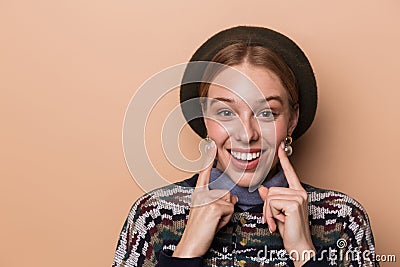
287, 104, 299, 136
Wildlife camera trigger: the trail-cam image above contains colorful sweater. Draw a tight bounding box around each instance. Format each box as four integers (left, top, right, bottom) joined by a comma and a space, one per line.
112, 174, 378, 266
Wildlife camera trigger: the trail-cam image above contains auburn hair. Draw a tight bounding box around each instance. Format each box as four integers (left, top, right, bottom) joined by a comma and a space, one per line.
199, 43, 299, 112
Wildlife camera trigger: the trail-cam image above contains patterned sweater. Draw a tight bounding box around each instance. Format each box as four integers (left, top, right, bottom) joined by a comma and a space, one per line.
112, 174, 378, 266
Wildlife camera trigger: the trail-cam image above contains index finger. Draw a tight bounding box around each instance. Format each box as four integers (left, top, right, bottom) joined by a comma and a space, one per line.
278, 141, 303, 190
195, 139, 217, 190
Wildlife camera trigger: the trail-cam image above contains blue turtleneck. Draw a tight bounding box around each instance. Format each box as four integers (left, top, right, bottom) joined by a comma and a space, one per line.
208, 164, 288, 210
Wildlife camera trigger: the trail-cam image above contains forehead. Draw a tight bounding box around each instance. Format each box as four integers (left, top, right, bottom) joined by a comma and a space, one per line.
207, 64, 287, 105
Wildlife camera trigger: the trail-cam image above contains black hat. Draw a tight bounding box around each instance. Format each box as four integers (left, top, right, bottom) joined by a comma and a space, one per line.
180, 26, 317, 141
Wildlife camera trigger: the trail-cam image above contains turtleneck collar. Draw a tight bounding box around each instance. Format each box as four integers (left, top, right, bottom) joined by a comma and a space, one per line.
208, 164, 288, 211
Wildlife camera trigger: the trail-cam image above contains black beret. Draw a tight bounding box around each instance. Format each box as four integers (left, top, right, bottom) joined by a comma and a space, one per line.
180, 26, 317, 141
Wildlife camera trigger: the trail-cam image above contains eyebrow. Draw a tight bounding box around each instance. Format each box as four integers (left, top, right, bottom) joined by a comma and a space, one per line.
208, 95, 284, 105
208, 97, 235, 104
260, 95, 284, 105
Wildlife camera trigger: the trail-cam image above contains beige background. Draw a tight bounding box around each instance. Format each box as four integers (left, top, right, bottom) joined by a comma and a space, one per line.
1, 1, 399, 266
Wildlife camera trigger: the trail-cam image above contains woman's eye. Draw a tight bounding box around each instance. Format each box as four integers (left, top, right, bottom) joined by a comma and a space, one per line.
259, 110, 274, 118
218, 110, 234, 116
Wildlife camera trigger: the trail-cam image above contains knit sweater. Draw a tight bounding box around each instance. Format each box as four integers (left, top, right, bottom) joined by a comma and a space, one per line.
112, 174, 378, 267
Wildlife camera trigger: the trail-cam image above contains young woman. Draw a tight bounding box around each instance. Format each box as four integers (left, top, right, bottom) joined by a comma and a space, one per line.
112, 26, 378, 267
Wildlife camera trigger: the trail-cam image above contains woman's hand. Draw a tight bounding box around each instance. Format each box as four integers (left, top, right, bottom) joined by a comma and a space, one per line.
258, 142, 315, 266
173, 141, 238, 258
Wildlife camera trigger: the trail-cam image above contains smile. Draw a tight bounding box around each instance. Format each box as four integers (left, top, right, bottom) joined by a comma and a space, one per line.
226, 149, 265, 170
230, 151, 260, 161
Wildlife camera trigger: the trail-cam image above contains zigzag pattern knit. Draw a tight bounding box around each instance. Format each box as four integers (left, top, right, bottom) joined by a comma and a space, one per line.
112, 175, 378, 267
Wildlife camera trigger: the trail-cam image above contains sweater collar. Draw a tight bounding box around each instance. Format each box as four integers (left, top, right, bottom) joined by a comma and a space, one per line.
208, 165, 288, 211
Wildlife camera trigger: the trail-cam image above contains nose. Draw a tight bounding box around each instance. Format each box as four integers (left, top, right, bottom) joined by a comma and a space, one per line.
234, 116, 260, 143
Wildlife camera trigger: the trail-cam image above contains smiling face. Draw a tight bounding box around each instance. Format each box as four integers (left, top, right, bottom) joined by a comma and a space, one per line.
202, 63, 298, 187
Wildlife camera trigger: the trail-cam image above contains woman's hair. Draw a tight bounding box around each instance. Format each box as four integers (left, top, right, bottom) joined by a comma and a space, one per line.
199, 43, 299, 112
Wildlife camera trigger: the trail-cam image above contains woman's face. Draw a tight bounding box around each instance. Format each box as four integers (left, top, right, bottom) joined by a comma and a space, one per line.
203, 63, 298, 187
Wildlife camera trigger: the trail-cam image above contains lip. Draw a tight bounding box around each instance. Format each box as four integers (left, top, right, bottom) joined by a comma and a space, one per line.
227, 148, 265, 170
229, 148, 265, 153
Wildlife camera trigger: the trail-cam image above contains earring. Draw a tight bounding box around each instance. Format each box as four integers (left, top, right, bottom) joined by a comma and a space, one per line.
284, 136, 293, 156
204, 135, 213, 152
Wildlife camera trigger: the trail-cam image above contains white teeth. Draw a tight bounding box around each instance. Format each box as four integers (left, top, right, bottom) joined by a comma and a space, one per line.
230, 150, 262, 161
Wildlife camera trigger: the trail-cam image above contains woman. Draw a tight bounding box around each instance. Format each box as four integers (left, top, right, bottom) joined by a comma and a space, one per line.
112, 26, 378, 266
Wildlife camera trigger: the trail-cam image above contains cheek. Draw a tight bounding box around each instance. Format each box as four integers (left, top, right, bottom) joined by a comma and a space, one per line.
273, 119, 290, 149
276, 124, 287, 139
205, 119, 230, 151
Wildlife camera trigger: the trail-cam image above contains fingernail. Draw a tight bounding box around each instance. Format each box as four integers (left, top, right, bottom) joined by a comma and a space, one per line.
280, 141, 285, 149
268, 226, 273, 234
